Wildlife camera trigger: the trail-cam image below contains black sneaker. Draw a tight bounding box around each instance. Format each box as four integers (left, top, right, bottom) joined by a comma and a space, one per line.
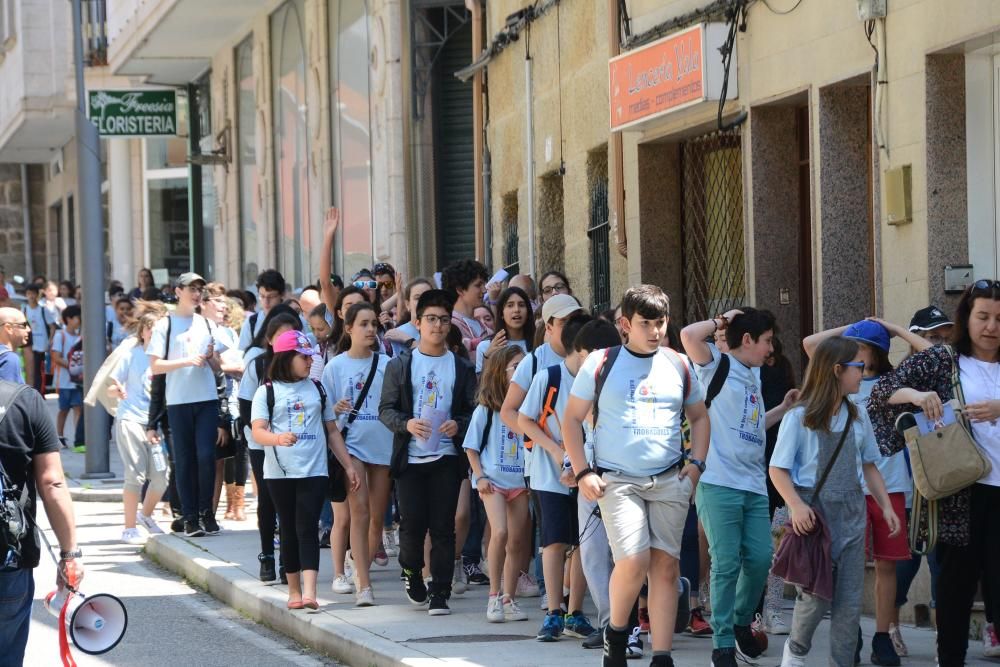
675, 576, 691, 635
734, 624, 764, 659
463, 561, 489, 585
319, 526, 331, 548
258, 553, 276, 581
650, 655, 675, 667
870, 631, 901, 666
583, 628, 604, 649
279, 566, 287, 585
200, 510, 221, 535
428, 592, 450, 616
402, 567, 428, 605
710, 647, 738, 667
603, 626, 629, 667
183, 516, 204, 537
170, 517, 185, 533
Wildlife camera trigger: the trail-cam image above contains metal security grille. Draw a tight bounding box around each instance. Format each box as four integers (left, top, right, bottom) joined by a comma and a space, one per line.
588, 180, 611, 314
681, 128, 746, 324
503, 207, 519, 275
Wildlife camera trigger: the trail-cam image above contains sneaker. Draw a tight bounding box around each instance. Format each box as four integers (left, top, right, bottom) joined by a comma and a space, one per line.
121, 527, 145, 545
486, 595, 505, 623
888, 624, 907, 657
428, 592, 451, 616
871, 631, 901, 666
170, 517, 185, 533
183, 516, 205, 537
464, 561, 489, 585
537, 610, 564, 641
374, 546, 389, 567
355, 586, 375, 607
711, 648, 738, 667
258, 553, 276, 582
452, 559, 468, 594
402, 567, 428, 605
638, 607, 651, 634
764, 610, 790, 635
650, 656, 674, 667
781, 640, 806, 667
383, 529, 399, 557
735, 623, 765, 659
137, 512, 164, 535
688, 607, 713, 636
565, 611, 597, 639
676, 576, 691, 635
199, 510, 220, 535
540, 592, 549, 610
516, 571, 541, 597
603, 626, 629, 667
625, 626, 643, 659
332, 574, 354, 594
583, 628, 604, 649
503, 596, 528, 622
344, 550, 356, 580
318, 526, 331, 548
985, 623, 1000, 658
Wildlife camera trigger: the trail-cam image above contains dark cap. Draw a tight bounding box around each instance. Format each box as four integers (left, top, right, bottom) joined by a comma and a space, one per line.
909, 306, 953, 332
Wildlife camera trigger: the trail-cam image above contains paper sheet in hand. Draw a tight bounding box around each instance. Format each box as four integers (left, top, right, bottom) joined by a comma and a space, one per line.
487, 269, 509, 286
415, 405, 447, 454
914, 403, 958, 435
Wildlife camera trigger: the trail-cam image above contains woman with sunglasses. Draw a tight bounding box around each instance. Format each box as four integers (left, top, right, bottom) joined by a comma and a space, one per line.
475, 287, 536, 375
868, 280, 1000, 667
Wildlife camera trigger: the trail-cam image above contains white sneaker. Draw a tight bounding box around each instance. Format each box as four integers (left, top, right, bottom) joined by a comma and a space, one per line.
383, 529, 399, 557
355, 586, 375, 607
765, 609, 790, 635
626, 626, 644, 659
516, 571, 541, 597
984, 622, 1000, 658
888, 623, 908, 657
539, 592, 548, 610
344, 550, 356, 579
781, 640, 806, 667
121, 527, 146, 545
486, 595, 505, 623
452, 559, 467, 595
137, 512, 164, 535
503, 596, 528, 622
332, 574, 354, 594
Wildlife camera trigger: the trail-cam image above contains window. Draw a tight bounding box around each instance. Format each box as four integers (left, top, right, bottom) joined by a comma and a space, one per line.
143, 137, 191, 281
0, 0, 15, 48
236, 36, 260, 289
502, 192, 519, 275
588, 180, 611, 314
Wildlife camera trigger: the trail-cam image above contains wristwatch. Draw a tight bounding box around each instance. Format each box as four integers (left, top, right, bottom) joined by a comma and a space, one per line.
59, 548, 83, 560
688, 458, 706, 473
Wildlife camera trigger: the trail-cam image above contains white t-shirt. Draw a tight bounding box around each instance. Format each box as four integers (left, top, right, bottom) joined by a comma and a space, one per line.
250, 379, 335, 479
571, 346, 703, 477
22, 303, 49, 352
51, 329, 81, 389
390, 321, 419, 358
147, 313, 227, 406
407, 349, 456, 463
771, 403, 882, 488
112, 344, 152, 424
853, 376, 912, 499
465, 405, 525, 490
696, 346, 768, 496
511, 343, 562, 391
475, 337, 529, 374
238, 311, 266, 350
322, 352, 393, 466
959, 355, 1000, 487
108, 319, 130, 350
520, 362, 576, 495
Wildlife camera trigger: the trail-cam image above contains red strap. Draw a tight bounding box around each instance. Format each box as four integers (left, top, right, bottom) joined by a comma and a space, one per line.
58, 592, 78, 667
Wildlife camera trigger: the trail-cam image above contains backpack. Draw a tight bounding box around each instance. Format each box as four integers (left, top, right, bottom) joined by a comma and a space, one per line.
592, 345, 692, 423
0, 382, 33, 568
526, 364, 563, 451
703, 354, 731, 409
262, 378, 328, 480
478, 409, 495, 455
67, 336, 85, 387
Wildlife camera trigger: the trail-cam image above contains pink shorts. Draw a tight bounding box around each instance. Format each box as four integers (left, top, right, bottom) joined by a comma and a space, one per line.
489, 484, 529, 502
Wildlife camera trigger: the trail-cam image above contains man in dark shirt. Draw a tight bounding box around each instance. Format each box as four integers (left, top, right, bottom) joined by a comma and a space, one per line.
0, 307, 30, 384
0, 381, 82, 664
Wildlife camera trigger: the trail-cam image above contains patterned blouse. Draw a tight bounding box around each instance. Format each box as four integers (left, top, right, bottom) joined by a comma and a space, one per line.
868, 345, 971, 546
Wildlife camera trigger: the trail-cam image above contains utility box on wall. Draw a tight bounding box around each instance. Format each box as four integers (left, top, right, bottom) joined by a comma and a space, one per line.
885, 164, 912, 225
857, 0, 887, 20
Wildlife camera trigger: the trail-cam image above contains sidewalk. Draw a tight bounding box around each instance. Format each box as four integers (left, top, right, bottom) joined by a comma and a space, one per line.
44, 393, 126, 502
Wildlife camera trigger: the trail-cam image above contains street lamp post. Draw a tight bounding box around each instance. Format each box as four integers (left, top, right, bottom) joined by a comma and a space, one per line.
71, 0, 112, 479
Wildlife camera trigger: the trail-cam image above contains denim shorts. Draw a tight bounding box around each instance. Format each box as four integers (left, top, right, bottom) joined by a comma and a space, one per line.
58, 386, 83, 410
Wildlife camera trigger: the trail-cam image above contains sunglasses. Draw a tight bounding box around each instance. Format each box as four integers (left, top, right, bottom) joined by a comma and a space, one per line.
973, 279, 1000, 291
353, 280, 378, 290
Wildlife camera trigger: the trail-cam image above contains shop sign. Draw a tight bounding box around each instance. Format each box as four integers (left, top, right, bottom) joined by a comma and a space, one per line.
88, 90, 178, 137
609, 23, 734, 132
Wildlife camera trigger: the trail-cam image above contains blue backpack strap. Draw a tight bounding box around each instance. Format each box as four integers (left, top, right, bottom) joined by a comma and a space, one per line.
660, 348, 693, 403
592, 345, 622, 424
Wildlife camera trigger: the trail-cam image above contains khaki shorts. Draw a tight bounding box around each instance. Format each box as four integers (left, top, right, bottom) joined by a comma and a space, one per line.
597, 469, 691, 561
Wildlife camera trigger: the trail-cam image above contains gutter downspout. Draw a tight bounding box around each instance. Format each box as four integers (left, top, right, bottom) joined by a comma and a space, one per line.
20, 165, 32, 278
608, 0, 627, 258
525, 49, 536, 277
465, 0, 486, 262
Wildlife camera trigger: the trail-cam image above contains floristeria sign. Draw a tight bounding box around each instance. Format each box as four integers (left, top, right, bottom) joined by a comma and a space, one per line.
88, 90, 178, 137
609, 23, 736, 132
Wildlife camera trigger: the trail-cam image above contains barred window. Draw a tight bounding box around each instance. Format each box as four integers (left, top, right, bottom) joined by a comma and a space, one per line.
588, 179, 611, 314
502, 192, 519, 275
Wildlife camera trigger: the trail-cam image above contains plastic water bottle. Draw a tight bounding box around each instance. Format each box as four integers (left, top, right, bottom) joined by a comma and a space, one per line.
151, 443, 167, 473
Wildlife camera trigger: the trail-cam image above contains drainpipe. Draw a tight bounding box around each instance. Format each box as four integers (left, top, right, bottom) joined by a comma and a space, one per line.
525, 50, 536, 277
465, 0, 486, 262
20, 165, 32, 278
608, 0, 627, 258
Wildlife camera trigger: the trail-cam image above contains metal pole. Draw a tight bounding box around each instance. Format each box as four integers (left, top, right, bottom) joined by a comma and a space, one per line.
524, 54, 535, 278
71, 0, 112, 478
20, 165, 32, 279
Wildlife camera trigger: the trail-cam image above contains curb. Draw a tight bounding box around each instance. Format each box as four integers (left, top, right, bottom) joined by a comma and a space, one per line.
68, 487, 124, 502
144, 534, 453, 667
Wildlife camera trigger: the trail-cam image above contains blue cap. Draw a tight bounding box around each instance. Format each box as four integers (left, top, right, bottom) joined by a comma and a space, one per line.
843, 320, 890, 353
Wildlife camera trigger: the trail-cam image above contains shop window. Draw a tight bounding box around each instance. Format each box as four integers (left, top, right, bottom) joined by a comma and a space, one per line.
502, 192, 519, 275
236, 36, 260, 289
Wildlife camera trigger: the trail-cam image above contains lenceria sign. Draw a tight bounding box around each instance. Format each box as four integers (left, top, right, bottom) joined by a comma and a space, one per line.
88, 90, 178, 137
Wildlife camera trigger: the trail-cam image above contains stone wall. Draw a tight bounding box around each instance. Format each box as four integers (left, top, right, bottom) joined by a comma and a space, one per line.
0, 164, 26, 280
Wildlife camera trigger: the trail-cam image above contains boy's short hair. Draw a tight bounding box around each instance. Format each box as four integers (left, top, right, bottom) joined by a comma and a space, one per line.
574, 319, 623, 353
726, 307, 777, 349
560, 312, 594, 353
415, 289, 455, 319
25, 283, 40, 295
62, 304, 81, 323
256, 269, 287, 294
441, 259, 488, 294
109, 283, 125, 298
621, 285, 670, 321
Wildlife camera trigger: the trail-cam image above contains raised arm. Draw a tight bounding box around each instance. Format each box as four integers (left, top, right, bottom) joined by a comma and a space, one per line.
802, 324, 850, 358
320, 207, 341, 314
681, 309, 743, 366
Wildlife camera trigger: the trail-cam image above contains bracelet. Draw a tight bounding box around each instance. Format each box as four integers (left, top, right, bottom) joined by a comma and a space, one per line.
575, 468, 597, 483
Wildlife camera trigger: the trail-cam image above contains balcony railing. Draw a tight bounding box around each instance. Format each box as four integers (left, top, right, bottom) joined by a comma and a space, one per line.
81, 0, 108, 66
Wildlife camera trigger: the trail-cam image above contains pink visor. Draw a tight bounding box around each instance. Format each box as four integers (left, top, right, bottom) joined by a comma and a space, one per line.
272, 330, 316, 356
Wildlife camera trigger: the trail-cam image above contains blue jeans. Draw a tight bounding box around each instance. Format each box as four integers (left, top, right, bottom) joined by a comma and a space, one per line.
167, 401, 220, 519
0, 568, 34, 666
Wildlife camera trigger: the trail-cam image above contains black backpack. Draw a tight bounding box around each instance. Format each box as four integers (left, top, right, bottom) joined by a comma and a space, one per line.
0, 382, 33, 568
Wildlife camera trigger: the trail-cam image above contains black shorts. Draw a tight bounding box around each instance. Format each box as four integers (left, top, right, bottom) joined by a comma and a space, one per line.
534, 489, 578, 548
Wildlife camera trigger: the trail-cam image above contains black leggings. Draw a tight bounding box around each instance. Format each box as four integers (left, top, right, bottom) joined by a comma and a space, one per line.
249, 449, 278, 556
224, 436, 248, 486
266, 476, 326, 573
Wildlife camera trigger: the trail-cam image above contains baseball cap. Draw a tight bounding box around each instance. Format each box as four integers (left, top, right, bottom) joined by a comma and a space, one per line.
272, 330, 317, 356
909, 306, 953, 332
176, 272, 206, 288
542, 294, 583, 322
843, 320, 890, 353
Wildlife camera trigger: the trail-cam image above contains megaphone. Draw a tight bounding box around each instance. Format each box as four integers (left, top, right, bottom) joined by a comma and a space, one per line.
44, 589, 128, 655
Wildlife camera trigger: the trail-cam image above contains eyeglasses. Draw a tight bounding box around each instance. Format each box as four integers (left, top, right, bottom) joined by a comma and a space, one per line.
973, 279, 1000, 291
421, 314, 451, 327
183, 285, 204, 294
541, 282, 568, 296
3, 321, 29, 329
354, 280, 378, 290
840, 361, 866, 369
378, 280, 395, 291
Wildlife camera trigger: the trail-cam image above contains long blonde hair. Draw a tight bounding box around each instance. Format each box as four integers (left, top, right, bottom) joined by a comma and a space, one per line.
130, 299, 167, 338
477, 346, 524, 412
799, 337, 859, 431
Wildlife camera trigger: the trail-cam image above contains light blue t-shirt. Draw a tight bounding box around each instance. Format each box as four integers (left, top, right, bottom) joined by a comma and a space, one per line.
519, 362, 576, 496
108, 318, 130, 350
771, 403, 882, 488
571, 346, 704, 477
390, 322, 420, 358
250, 379, 336, 479
238, 312, 265, 351
147, 313, 228, 407
240, 347, 265, 451
475, 337, 529, 374
112, 343, 152, 424
465, 405, 525, 491
696, 346, 768, 496
322, 352, 393, 466
408, 349, 456, 463
511, 342, 562, 391
853, 376, 912, 500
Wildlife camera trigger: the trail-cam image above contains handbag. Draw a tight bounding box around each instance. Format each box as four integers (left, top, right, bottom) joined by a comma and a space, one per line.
770, 405, 853, 602
329, 353, 379, 502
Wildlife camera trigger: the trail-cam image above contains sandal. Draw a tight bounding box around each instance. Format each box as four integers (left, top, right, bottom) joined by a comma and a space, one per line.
303, 598, 319, 610
287, 599, 304, 610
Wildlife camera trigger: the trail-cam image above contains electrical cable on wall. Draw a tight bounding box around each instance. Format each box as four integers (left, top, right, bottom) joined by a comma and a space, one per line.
556, 0, 565, 174
866, 17, 889, 157
761, 0, 804, 15
717, 0, 749, 131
